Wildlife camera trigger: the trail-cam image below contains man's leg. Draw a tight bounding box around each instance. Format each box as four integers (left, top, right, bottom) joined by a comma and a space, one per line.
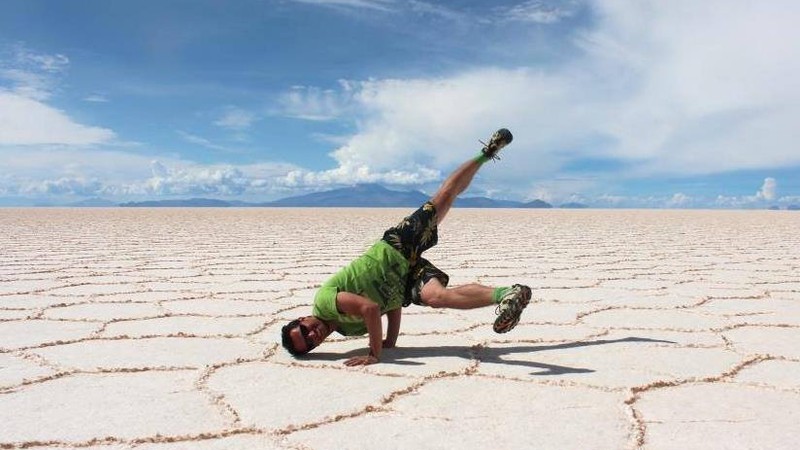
430, 159, 482, 225
414, 129, 530, 333
419, 278, 493, 309
430, 129, 512, 224
420, 278, 533, 333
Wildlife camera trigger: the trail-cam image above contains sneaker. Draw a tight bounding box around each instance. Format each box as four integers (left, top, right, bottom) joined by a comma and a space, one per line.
493, 284, 531, 333
480, 128, 514, 161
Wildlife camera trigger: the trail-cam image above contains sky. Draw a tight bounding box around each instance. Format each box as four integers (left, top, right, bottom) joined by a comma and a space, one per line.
1, 0, 799, 208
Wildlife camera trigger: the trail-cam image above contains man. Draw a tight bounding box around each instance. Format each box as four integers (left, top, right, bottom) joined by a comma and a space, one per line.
281, 128, 532, 366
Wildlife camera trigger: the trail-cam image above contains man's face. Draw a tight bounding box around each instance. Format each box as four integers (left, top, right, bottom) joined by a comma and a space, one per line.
289, 316, 333, 353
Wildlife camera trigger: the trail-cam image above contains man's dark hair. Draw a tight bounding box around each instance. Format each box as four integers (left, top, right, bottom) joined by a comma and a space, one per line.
281, 319, 310, 356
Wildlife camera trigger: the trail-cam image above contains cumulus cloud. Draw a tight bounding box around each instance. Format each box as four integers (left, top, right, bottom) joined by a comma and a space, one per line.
712, 177, 785, 208
279, 164, 440, 188
142, 161, 250, 196
667, 192, 691, 208
123, 160, 306, 198
756, 177, 777, 201
0, 148, 305, 200
20, 177, 105, 197
134, 160, 308, 197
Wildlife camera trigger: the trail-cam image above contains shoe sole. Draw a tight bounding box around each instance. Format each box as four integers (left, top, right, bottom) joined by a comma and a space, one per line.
493, 285, 532, 333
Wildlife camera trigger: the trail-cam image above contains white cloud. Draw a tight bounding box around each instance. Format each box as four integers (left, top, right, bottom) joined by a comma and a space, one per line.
15, 49, 69, 73
507, 1, 581, 24
579, 0, 800, 174
525, 177, 599, 204
142, 161, 249, 196
1, 44, 115, 146
21, 177, 105, 197
279, 164, 440, 189
122, 160, 308, 198
0, 91, 115, 145
756, 177, 777, 201
0, 146, 303, 200
713, 177, 786, 208
667, 192, 691, 208
407, 1, 468, 22
290, 0, 395, 12
278, 84, 353, 121
214, 107, 257, 130
1, 44, 69, 100
83, 94, 109, 103
176, 130, 231, 152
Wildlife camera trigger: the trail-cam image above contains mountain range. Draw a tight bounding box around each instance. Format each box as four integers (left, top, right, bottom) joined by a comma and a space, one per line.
7, 185, 796, 209
111, 184, 559, 208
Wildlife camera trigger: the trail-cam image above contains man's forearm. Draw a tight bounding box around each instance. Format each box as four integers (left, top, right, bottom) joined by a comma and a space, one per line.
364, 305, 383, 359
384, 308, 401, 347
337, 292, 384, 366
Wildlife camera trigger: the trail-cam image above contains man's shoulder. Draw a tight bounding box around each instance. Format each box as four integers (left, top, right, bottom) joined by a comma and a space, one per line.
312, 286, 338, 319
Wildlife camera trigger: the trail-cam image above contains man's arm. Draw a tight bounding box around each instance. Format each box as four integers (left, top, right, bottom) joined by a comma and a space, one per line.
383, 307, 401, 348
335, 291, 382, 366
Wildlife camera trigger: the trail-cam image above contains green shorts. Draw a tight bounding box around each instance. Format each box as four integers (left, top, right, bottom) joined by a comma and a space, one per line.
381, 201, 450, 306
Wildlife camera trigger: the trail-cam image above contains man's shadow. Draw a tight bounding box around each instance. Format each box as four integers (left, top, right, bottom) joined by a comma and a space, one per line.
308, 336, 675, 376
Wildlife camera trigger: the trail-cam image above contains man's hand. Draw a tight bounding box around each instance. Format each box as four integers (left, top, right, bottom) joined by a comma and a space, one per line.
344, 354, 378, 366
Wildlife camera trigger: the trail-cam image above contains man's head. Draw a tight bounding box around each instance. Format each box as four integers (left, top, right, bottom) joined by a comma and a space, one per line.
281, 316, 334, 356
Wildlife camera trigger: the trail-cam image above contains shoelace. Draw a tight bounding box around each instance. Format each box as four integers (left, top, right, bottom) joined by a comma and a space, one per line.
479, 139, 505, 161
494, 295, 514, 316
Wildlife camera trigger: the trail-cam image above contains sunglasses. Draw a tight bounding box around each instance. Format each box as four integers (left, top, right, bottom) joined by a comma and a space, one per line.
297, 323, 315, 350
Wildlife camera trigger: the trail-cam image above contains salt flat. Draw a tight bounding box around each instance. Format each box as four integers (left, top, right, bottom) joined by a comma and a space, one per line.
1, 208, 799, 449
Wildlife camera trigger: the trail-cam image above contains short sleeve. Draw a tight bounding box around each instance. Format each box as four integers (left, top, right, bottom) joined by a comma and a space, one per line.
312, 286, 339, 320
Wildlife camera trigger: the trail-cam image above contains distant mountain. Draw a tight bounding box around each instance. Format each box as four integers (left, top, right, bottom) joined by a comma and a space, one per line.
120, 198, 232, 207
264, 183, 429, 207
787, 205, 800, 211
266, 184, 552, 208
455, 197, 526, 208
560, 202, 590, 209
114, 184, 553, 208
67, 197, 117, 207
523, 199, 553, 208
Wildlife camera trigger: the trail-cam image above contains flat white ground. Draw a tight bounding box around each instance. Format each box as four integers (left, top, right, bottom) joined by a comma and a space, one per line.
1, 208, 799, 449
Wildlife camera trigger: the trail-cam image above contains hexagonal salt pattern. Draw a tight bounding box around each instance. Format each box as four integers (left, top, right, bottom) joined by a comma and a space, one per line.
2, 208, 799, 449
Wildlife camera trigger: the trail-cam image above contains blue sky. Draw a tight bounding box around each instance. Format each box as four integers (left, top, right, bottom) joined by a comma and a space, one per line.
1, 0, 799, 208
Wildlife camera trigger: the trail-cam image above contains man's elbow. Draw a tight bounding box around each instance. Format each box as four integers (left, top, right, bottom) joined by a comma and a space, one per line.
360, 303, 379, 317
